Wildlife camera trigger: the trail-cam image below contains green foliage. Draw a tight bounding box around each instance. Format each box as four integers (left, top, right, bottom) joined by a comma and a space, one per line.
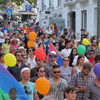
0, 0, 37, 9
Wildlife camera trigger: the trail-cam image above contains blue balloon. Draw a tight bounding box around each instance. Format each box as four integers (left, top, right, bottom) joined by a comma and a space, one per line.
94, 63, 100, 77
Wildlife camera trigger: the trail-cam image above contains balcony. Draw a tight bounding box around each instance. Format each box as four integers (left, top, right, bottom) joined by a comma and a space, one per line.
64, 0, 76, 7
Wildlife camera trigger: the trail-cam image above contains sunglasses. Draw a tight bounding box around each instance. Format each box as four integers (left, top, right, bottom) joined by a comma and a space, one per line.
93, 42, 97, 43
23, 57, 27, 59
53, 71, 60, 74
16, 55, 22, 57
70, 92, 77, 94
89, 53, 94, 55
63, 60, 70, 62
24, 86, 31, 95
37, 59, 43, 61
39, 70, 45, 73
29, 50, 32, 52
49, 55, 56, 58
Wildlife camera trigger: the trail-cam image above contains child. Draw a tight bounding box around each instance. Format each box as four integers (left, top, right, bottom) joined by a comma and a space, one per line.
64, 86, 77, 100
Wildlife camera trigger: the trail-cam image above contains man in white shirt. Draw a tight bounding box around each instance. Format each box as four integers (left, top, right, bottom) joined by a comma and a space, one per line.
45, 26, 52, 35
61, 40, 72, 57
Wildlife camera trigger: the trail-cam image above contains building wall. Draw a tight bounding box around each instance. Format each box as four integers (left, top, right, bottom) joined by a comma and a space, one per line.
37, 0, 97, 38
62, 0, 97, 38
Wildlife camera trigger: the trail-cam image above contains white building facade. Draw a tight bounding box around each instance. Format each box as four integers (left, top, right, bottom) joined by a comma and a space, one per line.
37, 0, 97, 38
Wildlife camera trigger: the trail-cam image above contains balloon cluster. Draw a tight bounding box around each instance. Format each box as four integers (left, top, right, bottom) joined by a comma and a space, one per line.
27, 32, 36, 48
77, 38, 89, 55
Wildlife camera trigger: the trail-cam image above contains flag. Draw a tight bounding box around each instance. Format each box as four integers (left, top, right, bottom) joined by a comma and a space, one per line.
46, 43, 63, 67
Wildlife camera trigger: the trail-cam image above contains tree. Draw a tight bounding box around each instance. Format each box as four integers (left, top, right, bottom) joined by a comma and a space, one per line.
0, 0, 37, 9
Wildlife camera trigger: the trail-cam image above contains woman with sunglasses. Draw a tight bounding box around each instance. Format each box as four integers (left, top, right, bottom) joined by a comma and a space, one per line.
60, 57, 72, 84
10, 39, 19, 54
31, 66, 48, 99
71, 56, 85, 76
27, 47, 37, 69
22, 54, 29, 66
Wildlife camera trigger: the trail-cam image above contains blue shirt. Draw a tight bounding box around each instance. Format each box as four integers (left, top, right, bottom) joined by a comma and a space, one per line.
19, 81, 37, 100
60, 66, 72, 84
1, 28, 9, 33
58, 30, 64, 34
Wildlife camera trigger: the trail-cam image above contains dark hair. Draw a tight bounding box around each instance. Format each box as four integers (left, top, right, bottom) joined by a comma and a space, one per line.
60, 35, 65, 39
53, 65, 60, 70
83, 62, 92, 71
64, 86, 77, 94
69, 48, 77, 59
5, 38, 10, 44
54, 23, 56, 25
29, 47, 35, 52
37, 66, 45, 72
89, 50, 95, 53
65, 40, 70, 45
0, 53, 5, 58
60, 26, 62, 28
63, 57, 70, 61
78, 41, 82, 45
68, 48, 77, 67
19, 42, 25, 46
14, 51, 21, 56
81, 29, 84, 31
52, 33, 56, 36
64, 28, 67, 32
76, 56, 84, 65
13, 33, 16, 35
38, 43, 44, 48
91, 39, 96, 43
64, 32, 68, 35
94, 55, 100, 63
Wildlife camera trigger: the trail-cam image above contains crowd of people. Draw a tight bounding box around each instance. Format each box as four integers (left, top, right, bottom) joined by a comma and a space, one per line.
0, 19, 100, 100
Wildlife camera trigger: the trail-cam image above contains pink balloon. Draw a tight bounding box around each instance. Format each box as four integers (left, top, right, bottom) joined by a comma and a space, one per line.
35, 48, 46, 60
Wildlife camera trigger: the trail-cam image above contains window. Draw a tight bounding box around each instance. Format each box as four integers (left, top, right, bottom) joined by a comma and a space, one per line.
42, 0, 45, 12
81, 10, 87, 32
58, 0, 61, 7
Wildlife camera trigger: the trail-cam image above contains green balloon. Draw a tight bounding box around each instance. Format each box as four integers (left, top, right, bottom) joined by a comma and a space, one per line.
77, 45, 86, 55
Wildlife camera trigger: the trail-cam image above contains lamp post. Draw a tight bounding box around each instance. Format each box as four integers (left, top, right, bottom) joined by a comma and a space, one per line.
97, 0, 100, 40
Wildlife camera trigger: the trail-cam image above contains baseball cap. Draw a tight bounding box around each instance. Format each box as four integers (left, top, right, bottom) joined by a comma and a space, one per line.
50, 51, 57, 55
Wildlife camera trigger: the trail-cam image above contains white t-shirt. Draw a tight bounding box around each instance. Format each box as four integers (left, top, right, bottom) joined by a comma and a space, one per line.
72, 55, 89, 66
20, 23, 23, 28
45, 29, 52, 35
61, 48, 72, 57
0, 31, 4, 43
27, 56, 37, 69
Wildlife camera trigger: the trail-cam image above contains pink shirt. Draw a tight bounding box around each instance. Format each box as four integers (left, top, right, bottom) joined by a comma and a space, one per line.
11, 45, 19, 54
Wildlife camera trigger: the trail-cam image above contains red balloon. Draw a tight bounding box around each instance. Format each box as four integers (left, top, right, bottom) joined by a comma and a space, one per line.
35, 48, 46, 60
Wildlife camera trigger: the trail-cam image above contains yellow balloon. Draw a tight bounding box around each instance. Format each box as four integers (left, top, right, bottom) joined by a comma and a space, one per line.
98, 42, 100, 50
82, 38, 89, 46
4, 53, 17, 67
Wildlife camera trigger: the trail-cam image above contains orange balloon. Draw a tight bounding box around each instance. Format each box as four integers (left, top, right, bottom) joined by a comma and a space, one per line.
19, 35, 21, 37
29, 32, 36, 41
27, 41, 35, 48
35, 78, 50, 95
